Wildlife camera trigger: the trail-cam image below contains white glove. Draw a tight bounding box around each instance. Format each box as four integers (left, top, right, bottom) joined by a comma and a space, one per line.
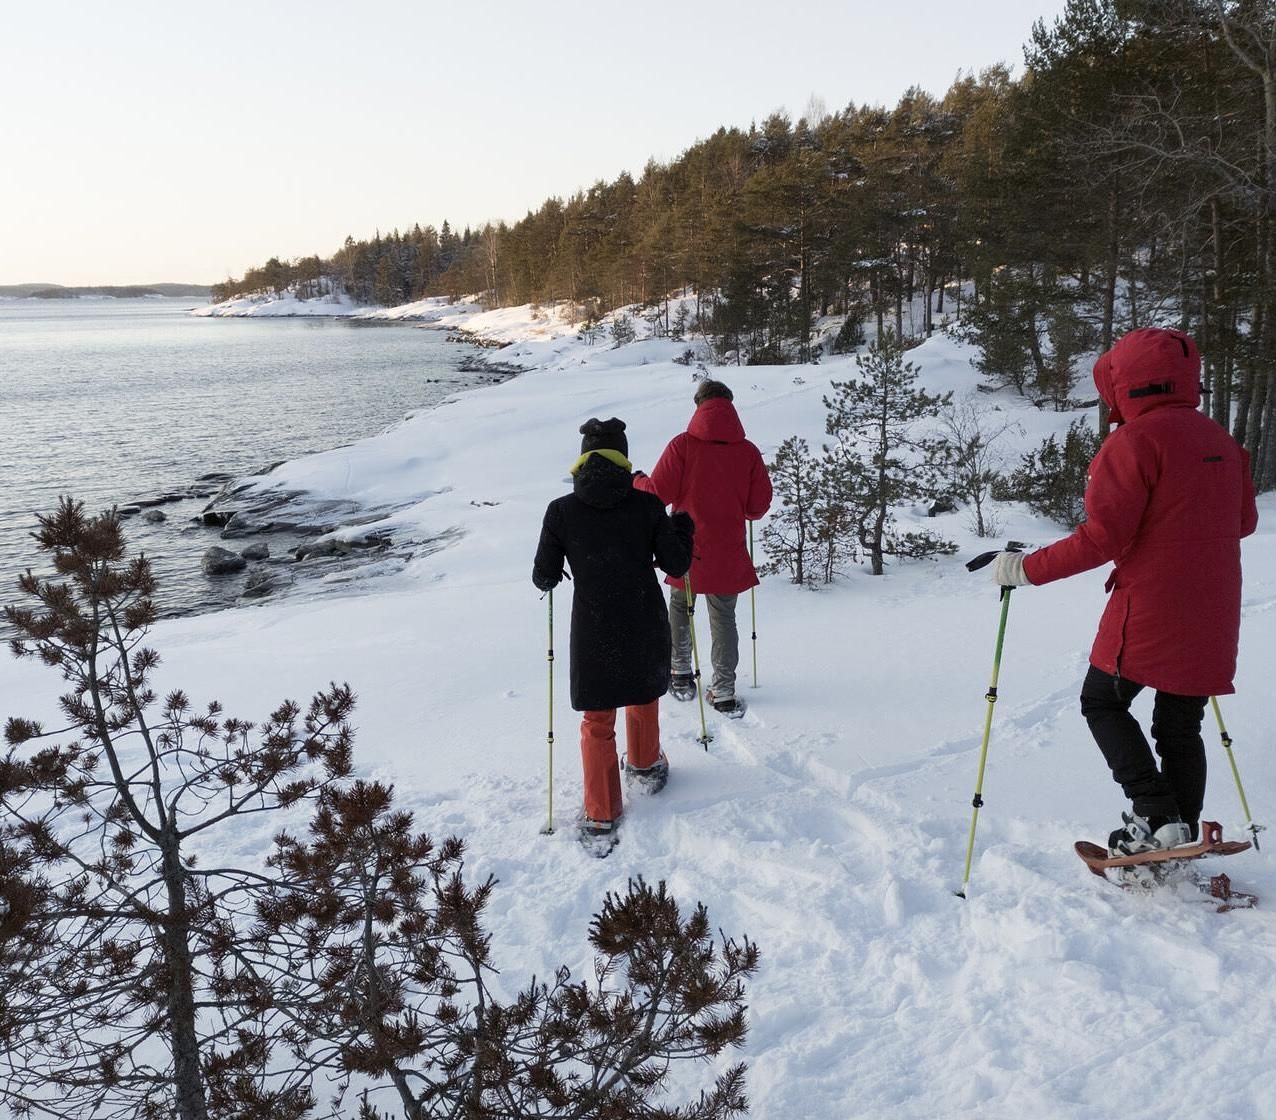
990, 551, 1031, 587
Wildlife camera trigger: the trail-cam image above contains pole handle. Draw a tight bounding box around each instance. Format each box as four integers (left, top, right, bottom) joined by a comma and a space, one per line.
965, 540, 1027, 573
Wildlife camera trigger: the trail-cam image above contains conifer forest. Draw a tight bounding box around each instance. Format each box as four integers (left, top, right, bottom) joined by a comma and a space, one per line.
214, 2, 1276, 491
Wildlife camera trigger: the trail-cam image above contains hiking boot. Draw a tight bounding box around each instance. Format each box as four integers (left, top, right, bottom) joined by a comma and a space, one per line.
669, 673, 696, 701
577, 816, 619, 857
1107, 812, 1192, 857
624, 750, 669, 794
706, 690, 746, 719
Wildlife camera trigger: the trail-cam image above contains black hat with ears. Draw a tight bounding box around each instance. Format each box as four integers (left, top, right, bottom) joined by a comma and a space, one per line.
579, 417, 628, 457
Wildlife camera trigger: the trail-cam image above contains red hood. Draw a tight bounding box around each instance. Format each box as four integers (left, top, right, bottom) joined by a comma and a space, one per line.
1095, 328, 1200, 424
687, 397, 747, 442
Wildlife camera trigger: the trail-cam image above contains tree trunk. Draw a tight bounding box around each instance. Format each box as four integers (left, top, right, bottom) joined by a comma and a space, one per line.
1235, 312, 1258, 444
869, 506, 885, 576
1210, 199, 1230, 426
1255, 70, 1276, 487
162, 842, 210, 1120
1257, 382, 1276, 489
1127, 252, 1140, 328
871, 398, 889, 576
894, 265, 904, 342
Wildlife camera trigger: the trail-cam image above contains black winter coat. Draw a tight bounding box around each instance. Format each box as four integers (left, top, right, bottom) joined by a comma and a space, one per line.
532, 455, 694, 711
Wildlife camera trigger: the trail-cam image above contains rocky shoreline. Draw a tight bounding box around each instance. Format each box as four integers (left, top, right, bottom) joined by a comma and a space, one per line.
111, 468, 444, 612
112, 358, 522, 613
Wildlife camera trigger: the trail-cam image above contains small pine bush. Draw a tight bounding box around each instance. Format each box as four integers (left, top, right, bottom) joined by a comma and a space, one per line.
995, 418, 1100, 528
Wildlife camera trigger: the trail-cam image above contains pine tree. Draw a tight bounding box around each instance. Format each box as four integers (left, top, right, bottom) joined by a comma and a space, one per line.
996, 418, 1101, 528
1, 501, 761, 1120
759, 437, 823, 584
824, 335, 957, 574
1, 500, 355, 1120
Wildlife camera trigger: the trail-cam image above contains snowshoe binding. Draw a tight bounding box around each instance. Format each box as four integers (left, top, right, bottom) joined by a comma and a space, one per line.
624, 751, 669, 795
1108, 812, 1192, 857
577, 815, 619, 859
706, 690, 746, 719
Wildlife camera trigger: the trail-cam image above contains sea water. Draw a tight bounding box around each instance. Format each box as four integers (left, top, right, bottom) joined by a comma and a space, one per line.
0, 297, 489, 616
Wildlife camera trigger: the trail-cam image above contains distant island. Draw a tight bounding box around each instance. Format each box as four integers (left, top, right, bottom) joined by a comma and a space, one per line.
0, 283, 211, 299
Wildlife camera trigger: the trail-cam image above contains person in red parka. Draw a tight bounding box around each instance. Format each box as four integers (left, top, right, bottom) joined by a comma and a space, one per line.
990, 328, 1258, 855
634, 380, 772, 717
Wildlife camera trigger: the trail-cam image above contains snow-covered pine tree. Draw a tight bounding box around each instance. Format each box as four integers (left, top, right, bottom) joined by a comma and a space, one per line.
823, 334, 957, 574
996, 418, 1100, 529
761, 437, 859, 584
262, 785, 760, 1119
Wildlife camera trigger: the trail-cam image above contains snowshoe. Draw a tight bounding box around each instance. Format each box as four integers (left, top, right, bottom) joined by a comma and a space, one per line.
1075, 822, 1256, 909
577, 815, 620, 859
707, 691, 746, 719
1104, 860, 1259, 911
669, 673, 697, 702
624, 751, 669, 795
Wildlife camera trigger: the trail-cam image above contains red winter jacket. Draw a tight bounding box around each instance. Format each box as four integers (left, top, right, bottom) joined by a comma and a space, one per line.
634, 397, 773, 595
1023, 328, 1258, 696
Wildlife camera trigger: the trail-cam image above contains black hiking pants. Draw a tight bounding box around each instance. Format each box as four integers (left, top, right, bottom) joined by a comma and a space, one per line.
1079, 666, 1208, 825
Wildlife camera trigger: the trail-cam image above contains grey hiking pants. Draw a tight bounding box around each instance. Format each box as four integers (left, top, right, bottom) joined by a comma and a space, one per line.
669, 585, 739, 701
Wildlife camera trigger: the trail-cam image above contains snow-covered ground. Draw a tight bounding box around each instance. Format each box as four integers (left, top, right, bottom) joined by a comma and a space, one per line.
191, 289, 365, 316
193, 288, 604, 343
4, 308, 1274, 1119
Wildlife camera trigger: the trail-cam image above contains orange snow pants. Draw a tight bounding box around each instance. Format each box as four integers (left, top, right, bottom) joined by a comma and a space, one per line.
580, 699, 661, 823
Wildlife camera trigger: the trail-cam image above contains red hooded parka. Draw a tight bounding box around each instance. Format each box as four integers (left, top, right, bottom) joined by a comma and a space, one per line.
1023, 328, 1258, 696
635, 397, 773, 595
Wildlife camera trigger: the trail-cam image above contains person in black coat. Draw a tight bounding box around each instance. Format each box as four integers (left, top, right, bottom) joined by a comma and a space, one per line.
532, 417, 694, 842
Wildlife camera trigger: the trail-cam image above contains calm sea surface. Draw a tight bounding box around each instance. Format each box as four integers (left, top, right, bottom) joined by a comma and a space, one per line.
0, 298, 487, 616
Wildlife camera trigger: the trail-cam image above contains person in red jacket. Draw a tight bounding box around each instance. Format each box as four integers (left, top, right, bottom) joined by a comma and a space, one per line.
990, 328, 1258, 855
634, 380, 773, 717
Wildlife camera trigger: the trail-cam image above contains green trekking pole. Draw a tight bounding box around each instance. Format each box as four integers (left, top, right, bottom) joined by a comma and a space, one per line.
955, 545, 1022, 898
1210, 696, 1264, 851
749, 521, 759, 689
685, 576, 713, 749
540, 588, 556, 835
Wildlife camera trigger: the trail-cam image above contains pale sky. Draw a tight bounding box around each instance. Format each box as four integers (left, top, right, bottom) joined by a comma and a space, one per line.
0, 0, 1070, 287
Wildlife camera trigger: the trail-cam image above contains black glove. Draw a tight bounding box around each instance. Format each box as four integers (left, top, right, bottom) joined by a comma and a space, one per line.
532, 568, 561, 592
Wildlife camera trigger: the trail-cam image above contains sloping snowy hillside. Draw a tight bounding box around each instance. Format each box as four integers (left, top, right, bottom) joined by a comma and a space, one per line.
4, 315, 1273, 1119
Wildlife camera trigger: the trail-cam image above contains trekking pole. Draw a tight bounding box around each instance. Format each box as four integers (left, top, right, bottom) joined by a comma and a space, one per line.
1210, 696, 1264, 851
955, 544, 1023, 898
540, 588, 555, 835
685, 576, 713, 749
748, 521, 758, 688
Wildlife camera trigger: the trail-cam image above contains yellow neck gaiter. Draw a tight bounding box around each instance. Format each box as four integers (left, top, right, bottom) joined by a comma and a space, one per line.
570, 448, 633, 475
